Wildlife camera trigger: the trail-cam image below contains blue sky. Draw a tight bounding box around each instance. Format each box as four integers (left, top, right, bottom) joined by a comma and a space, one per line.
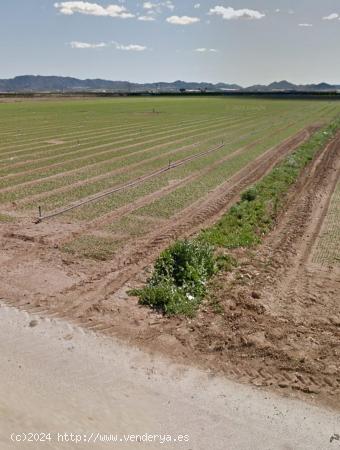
1, 0, 339, 85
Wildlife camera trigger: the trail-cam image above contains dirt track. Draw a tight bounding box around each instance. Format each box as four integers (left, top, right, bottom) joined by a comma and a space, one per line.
1, 305, 340, 450
0, 126, 339, 411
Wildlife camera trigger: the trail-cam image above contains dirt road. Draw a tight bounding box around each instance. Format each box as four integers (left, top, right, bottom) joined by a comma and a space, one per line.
0, 304, 339, 450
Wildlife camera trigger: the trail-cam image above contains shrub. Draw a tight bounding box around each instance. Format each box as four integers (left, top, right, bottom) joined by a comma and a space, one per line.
130, 239, 216, 315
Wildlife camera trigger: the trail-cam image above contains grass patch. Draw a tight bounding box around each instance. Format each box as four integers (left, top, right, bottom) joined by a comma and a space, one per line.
62, 235, 119, 261
130, 239, 216, 316
201, 120, 340, 248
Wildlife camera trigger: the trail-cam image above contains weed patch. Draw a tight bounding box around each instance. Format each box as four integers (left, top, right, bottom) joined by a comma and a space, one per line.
130, 239, 216, 316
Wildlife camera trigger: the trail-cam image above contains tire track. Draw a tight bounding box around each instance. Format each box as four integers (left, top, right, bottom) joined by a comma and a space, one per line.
265, 132, 340, 297
209, 132, 340, 402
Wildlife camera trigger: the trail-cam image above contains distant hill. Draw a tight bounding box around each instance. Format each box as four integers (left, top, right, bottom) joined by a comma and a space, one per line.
0, 76, 338, 93
0, 76, 241, 93
245, 80, 340, 92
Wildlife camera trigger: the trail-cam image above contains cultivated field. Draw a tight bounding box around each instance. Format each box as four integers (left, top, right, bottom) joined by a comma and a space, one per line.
312, 180, 340, 266
1, 96, 340, 409
0, 97, 339, 259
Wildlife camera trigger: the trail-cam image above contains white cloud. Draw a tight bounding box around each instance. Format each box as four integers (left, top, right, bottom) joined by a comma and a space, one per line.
143, 1, 174, 12
143, 1, 156, 10
70, 41, 107, 48
299, 23, 313, 27
114, 43, 147, 51
195, 48, 218, 52
54, 1, 134, 19
70, 41, 147, 51
323, 13, 339, 20
166, 15, 200, 25
194, 3, 200, 9
138, 15, 156, 21
209, 6, 265, 20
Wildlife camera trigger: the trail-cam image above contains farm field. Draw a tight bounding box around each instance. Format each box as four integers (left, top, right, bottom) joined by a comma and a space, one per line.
312, 180, 340, 266
0, 97, 339, 258
1, 96, 340, 410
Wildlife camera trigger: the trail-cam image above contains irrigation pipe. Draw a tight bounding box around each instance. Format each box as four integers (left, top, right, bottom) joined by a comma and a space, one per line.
35, 142, 225, 223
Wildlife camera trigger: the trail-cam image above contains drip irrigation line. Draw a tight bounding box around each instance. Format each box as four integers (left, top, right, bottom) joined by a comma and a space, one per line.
35, 142, 225, 223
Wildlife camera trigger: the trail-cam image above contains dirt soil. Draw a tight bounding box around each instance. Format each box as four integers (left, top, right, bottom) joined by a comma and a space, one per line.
0, 126, 339, 411
2, 305, 340, 450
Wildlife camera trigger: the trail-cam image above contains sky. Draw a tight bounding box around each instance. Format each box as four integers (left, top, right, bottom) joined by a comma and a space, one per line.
1, 0, 340, 86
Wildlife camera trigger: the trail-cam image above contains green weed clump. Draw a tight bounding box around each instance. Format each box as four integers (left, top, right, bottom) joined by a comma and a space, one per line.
130, 239, 216, 316
202, 120, 340, 249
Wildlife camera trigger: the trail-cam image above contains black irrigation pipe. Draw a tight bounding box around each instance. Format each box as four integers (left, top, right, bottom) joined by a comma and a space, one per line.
35, 142, 225, 223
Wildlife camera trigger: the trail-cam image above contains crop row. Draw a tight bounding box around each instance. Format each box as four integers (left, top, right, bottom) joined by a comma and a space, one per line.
312, 181, 340, 266
0, 110, 245, 157
64, 115, 315, 222
0, 112, 259, 170
2, 103, 332, 211
0, 97, 262, 147
133, 122, 316, 219
0, 113, 265, 182
0, 98, 331, 152
16, 113, 302, 211
0, 112, 278, 198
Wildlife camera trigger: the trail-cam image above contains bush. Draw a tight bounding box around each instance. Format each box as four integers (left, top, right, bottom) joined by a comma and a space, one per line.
130, 239, 216, 315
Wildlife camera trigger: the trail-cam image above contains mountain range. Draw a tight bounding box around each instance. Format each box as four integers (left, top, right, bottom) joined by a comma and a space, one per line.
0, 76, 339, 93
